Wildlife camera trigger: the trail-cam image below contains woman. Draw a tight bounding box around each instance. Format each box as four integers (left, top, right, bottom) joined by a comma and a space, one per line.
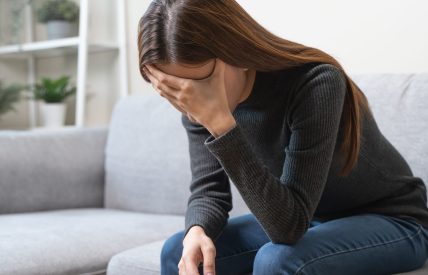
138, 1, 428, 274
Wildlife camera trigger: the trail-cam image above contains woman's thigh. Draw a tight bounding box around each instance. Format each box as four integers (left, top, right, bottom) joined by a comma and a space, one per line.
161, 213, 271, 275
253, 213, 428, 275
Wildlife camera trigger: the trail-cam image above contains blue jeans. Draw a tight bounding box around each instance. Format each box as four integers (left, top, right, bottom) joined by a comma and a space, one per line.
161, 213, 428, 275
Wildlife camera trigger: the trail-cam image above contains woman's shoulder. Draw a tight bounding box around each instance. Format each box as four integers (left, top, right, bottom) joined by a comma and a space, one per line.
274, 62, 347, 101
289, 62, 346, 84
265, 62, 346, 96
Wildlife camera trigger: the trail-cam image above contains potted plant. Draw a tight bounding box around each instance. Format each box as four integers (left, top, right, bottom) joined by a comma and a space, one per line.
0, 81, 24, 121
36, 0, 79, 40
30, 76, 76, 128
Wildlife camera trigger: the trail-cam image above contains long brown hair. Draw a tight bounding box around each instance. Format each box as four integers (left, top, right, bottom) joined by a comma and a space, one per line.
137, 0, 373, 177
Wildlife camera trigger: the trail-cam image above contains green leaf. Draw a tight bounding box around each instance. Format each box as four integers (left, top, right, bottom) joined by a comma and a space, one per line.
30, 75, 76, 103
36, 0, 79, 23
0, 81, 24, 117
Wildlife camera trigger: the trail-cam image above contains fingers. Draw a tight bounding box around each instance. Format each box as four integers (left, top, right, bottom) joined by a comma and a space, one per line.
144, 66, 189, 116
179, 242, 216, 275
143, 67, 179, 100
178, 258, 185, 275
145, 64, 185, 90
202, 245, 216, 275
183, 255, 200, 275
144, 66, 196, 119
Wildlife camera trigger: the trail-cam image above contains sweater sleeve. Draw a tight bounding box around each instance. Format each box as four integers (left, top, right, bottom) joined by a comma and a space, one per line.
204, 64, 347, 244
181, 113, 233, 242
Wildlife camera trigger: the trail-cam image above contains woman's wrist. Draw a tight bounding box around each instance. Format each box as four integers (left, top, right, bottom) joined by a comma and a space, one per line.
207, 113, 236, 138
186, 225, 207, 239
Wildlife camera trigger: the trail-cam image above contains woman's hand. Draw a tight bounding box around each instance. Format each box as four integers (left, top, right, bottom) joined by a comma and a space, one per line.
143, 58, 236, 138
179, 225, 216, 275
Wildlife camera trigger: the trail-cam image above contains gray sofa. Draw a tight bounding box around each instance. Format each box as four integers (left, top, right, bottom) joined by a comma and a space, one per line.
0, 72, 427, 275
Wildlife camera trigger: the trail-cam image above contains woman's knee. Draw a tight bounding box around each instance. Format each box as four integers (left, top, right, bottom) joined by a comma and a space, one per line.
253, 242, 303, 275
160, 231, 184, 269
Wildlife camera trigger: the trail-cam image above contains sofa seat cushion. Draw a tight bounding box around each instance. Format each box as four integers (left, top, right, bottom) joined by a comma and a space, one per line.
0, 208, 184, 275
107, 240, 166, 275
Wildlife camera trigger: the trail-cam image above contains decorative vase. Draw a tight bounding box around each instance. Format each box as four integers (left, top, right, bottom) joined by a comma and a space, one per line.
46, 20, 75, 39
40, 102, 66, 128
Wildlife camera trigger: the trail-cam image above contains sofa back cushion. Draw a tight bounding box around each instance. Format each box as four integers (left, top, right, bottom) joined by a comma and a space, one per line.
0, 127, 107, 214
104, 94, 250, 216
104, 94, 190, 215
350, 73, 428, 191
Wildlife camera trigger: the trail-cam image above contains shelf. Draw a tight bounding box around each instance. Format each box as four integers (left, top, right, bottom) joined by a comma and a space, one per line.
0, 37, 118, 59
0, 0, 128, 129
29, 125, 82, 132
0, 125, 82, 133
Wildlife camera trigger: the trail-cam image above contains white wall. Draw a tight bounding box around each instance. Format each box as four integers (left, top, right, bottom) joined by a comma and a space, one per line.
127, 0, 428, 94
238, 0, 428, 74
126, 0, 151, 96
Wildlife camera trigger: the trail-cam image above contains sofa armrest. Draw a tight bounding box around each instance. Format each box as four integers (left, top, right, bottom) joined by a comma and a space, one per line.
0, 126, 108, 214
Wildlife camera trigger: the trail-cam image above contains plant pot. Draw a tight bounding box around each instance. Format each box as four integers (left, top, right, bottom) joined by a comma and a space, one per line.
40, 102, 66, 128
46, 20, 75, 39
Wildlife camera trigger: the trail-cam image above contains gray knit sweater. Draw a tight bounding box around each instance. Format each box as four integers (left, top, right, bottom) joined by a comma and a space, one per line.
181, 62, 428, 244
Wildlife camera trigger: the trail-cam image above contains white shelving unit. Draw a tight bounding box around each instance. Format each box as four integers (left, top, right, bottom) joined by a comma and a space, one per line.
0, 0, 128, 129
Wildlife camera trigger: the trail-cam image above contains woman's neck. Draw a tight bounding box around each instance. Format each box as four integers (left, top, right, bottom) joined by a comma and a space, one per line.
238, 68, 257, 104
